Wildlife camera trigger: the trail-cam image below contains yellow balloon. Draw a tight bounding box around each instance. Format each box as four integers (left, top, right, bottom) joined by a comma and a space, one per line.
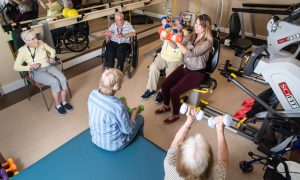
68, 9, 79, 18
62, 8, 70, 18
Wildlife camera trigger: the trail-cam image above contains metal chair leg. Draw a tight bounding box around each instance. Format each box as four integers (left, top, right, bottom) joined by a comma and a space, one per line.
23, 78, 31, 101
40, 88, 51, 111
67, 82, 72, 98
0, 89, 4, 99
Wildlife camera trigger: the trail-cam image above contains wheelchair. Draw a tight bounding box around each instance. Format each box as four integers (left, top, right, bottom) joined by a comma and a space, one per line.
101, 36, 138, 78
53, 22, 89, 54
240, 137, 300, 180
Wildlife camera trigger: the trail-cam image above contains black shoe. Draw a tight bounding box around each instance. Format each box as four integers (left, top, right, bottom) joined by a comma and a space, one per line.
155, 91, 163, 104
62, 102, 73, 111
140, 90, 156, 101
56, 106, 66, 115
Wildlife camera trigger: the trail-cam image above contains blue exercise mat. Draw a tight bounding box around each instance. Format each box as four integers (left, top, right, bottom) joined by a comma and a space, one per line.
12, 129, 166, 180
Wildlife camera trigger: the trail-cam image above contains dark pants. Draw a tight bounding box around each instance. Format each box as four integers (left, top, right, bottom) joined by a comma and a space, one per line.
105, 41, 130, 71
161, 64, 207, 115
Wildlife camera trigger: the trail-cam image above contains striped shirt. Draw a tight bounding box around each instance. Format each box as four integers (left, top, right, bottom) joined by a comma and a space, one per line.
88, 90, 135, 151
164, 147, 226, 180
108, 21, 135, 44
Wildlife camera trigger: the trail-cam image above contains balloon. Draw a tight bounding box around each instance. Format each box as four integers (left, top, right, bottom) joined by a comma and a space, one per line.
68, 9, 79, 18
62, 8, 70, 18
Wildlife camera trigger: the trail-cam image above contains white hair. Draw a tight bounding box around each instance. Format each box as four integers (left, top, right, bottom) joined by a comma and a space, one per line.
181, 134, 212, 175
20, 31, 36, 42
114, 11, 124, 19
99, 68, 124, 95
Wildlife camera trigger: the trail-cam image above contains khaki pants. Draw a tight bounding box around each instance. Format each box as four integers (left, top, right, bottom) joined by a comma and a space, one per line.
146, 54, 182, 91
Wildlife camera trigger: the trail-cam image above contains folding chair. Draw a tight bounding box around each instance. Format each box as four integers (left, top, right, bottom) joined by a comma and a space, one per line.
22, 58, 72, 111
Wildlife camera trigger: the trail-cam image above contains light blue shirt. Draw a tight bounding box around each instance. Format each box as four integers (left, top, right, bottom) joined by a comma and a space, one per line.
88, 90, 135, 151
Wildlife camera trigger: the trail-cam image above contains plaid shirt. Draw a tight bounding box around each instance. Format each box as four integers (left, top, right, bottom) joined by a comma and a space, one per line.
108, 21, 135, 44
88, 90, 134, 151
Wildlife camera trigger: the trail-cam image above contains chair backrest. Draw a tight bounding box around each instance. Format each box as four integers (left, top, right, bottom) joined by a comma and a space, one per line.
228, 12, 241, 40
205, 38, 220, 74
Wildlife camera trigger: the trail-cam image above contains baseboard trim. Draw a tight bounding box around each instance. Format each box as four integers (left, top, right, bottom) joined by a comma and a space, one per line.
1, 79, 25, 94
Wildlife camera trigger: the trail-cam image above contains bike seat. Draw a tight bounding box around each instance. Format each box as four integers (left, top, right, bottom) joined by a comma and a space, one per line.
232, 38, 252, 50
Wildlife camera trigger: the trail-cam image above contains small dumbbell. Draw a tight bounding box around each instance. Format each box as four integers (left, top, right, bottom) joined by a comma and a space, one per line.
180, 103, 204, 121
128, 104, 144, 114
207, 114, 232, 128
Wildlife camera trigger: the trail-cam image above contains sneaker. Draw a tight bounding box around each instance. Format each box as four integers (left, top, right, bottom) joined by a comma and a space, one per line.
140, 90, 156, 101
62, 102, 73, 111
155, 91, 163, 104
56, 106, 66, 115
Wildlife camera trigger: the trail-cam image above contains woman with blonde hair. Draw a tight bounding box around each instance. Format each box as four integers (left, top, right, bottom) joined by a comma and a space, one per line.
164, 107, 228, 180
155, 14, 214, 124
88, 68, 144, 151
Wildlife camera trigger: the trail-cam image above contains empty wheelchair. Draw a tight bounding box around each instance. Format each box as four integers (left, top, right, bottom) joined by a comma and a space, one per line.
101, 36, 138, 78
53, 22, 89, 54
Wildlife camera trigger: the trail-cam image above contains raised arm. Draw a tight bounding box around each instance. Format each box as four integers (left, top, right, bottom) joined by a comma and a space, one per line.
170, 107, 196, 148
215, 116, 229, 169
42, 41, 56, 59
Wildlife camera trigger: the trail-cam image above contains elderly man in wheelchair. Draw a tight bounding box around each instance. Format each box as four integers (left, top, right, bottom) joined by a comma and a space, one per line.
103, 12, 137, 74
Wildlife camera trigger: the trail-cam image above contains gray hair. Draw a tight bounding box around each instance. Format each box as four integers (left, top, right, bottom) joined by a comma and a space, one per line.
20, 31, 36, 42
114, 12, 124, 19
99, 68, 124, 95
176, 134, 213, 179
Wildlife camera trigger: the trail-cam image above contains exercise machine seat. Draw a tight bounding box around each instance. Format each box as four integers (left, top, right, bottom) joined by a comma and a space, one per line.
229, 12, 253, 50
232, 38, 252, 50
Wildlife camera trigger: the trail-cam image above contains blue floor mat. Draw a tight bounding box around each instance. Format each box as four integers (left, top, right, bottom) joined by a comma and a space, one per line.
12, 129, 166, 180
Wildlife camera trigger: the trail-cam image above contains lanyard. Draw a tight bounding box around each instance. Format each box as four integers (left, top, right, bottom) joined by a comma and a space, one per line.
27, 46, 36, 62
117, 27, 123, 34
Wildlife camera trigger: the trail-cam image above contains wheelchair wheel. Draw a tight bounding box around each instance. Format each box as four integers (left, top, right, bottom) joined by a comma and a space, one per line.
131, 37, 139, 68
101, 41, 107, 70
63, 25, 89, 52
239, 161, 253, 172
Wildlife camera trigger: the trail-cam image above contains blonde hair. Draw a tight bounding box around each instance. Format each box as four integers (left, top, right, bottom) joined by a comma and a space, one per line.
20, 31, 36, 42
99, 68, 124, 95
176, 134, 214, 180
190, 14, 213, 45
